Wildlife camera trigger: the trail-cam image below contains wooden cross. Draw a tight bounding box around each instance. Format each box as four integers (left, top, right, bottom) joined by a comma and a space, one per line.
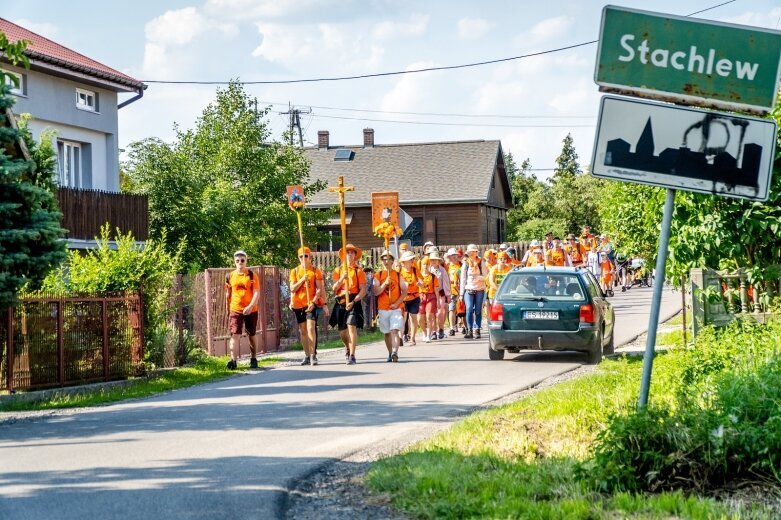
328, 176, 354, 301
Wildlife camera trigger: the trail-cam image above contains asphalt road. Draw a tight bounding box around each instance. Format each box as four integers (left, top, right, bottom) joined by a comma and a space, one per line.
0, 285, 679, 520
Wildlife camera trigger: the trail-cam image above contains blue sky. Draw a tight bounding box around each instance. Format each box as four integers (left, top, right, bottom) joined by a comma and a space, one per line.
5, 0, 781, 178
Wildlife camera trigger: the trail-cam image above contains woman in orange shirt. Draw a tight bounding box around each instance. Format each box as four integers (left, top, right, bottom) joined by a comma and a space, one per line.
399, 250, 423, 346
599, 252, 614, 296
488, 252, 512, 301
289, 246, 324, 366
420, 251, 441, 343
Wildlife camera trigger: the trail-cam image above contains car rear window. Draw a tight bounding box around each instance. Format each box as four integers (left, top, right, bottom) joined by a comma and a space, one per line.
496, 273, 587, 302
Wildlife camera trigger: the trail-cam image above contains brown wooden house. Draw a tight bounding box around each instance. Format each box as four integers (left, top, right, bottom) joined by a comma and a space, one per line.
305, 129, 513, 250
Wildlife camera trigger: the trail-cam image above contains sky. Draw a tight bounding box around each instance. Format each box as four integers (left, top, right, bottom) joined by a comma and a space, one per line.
4, 0, 781, 179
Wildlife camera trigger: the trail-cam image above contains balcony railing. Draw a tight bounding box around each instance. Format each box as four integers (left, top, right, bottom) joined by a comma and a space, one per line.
57, 188, 149, 241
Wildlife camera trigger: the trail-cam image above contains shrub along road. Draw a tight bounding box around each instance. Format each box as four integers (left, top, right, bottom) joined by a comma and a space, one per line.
0, 286, 678, 520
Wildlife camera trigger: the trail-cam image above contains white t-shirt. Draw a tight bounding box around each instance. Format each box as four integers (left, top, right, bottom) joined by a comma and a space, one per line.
587, 251, 601, 276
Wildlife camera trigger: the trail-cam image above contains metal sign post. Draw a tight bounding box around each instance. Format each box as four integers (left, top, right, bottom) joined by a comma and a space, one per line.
638, 188, 675, 408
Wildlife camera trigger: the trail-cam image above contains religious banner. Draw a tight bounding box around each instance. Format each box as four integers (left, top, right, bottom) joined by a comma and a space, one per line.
371, 191, 401, 247
287, 185, 305, 210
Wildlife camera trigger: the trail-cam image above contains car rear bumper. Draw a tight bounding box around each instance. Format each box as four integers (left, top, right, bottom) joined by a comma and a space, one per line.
488, 320, 598, 352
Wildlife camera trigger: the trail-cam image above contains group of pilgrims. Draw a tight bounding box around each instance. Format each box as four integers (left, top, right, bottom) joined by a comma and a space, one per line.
286, 225, 632, 366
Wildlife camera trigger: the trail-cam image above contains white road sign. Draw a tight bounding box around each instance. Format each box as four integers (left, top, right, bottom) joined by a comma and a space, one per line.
591, 96, 776, 201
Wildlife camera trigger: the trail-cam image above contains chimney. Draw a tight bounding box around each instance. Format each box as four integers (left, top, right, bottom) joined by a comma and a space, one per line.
318, 130, 329, 150
363, 128, 374, 148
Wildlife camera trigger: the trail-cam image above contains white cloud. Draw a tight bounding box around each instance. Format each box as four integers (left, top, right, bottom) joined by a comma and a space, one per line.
548, 79, 598, 114
457, 17, 493, 40
474, 82, 527, 113
514, 15, 574, 47
145, 7, 208, 46
380, 61, 439, 113
372, 14, 429, 41
12, 19, 59, 40
203, 0, 367, 22
720, 7, 781, 29
252, 23, 316, 62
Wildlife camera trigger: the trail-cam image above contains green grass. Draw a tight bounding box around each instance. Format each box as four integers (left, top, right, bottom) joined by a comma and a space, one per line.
0, 355, 281, 412
367, 340, 779, 519
287, 329, 386, 351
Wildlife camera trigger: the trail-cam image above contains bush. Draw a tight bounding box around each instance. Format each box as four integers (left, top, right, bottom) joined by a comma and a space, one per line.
583, 321, 781, 493
41, 226, 184, 367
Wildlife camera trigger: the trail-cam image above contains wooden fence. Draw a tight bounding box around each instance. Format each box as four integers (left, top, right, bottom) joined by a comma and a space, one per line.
1, 292, 144, 392
57, 188, 149, 241
690, 267, 780, 336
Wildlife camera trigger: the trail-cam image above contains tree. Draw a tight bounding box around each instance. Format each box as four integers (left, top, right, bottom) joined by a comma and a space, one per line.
124, 81, 326, 270
551, 133, 581, 182
0, 34, 66, 308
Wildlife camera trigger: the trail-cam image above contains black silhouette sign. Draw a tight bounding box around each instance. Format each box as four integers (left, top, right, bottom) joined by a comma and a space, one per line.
591, 96, 776, 201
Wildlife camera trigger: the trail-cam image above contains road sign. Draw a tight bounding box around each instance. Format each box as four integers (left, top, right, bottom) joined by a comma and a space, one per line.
595, 5, 781, 113
398, 207, 413, 232
591, 96, 776, 201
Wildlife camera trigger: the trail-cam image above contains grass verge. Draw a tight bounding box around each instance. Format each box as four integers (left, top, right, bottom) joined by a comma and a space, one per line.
0, 355, 281, 412
367, 321, 780, 519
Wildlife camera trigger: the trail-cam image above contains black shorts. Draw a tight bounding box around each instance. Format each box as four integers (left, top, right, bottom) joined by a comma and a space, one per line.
328, 295, 364, 331
229, 312, 258, 336
404, 296, 421, 314
293, 307, 319, 324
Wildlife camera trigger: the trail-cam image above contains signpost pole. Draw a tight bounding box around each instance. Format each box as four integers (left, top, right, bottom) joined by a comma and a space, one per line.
638, 188, 676, 409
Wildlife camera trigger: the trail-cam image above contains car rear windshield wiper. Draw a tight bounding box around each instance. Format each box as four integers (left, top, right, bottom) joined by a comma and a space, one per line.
507, 295, 548, 302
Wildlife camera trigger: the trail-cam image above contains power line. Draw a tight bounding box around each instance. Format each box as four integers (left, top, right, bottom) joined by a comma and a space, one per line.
286, 112, 596, 128
140, 1, 735, 86
259, 100, 594, 119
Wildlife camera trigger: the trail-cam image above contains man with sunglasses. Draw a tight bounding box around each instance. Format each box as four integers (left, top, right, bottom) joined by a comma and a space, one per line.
329, 244, 367, 365
225, 251, 260, 369
289, 246, 324, 366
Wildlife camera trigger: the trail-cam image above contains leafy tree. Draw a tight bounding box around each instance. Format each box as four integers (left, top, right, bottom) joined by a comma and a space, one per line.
551, 133, 581, 182
0, 34, 66, 308
124, 81, 326, 270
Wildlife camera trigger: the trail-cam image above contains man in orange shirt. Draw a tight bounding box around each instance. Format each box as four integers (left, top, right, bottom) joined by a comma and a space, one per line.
373, 250, 408, 362
329, 244, 367, 365
225, 250, 260, 370
420, 250, 441, 343
399, 250, 422, 345
545, 238, 571, 267
289, 246, 324, 366
564, 234, 587, 267
445, 248, 462, 336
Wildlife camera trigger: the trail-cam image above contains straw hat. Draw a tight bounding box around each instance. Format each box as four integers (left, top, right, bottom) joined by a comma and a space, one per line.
429, 250, 442, 261
400, 251, 416, 262
445, 247, 459, 258
380, 249, 394, 260
233, 250, 248, 257
466, 243, 479, 252
338, 244, 363, 260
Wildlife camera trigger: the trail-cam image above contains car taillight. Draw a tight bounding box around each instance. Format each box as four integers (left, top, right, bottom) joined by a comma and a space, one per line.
579, 304, 595, 324
490, 303, 504, 321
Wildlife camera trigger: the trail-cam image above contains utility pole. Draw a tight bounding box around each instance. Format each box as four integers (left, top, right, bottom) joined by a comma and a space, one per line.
280, 102, 311, 147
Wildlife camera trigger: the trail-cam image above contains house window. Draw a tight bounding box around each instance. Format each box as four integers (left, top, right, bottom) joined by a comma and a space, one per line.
401, 217, 423, 246
4, 71, 26, 96
76, 88, 98, 112
57, 141, 82, 188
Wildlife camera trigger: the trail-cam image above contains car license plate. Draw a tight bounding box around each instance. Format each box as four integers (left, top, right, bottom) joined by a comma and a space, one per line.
523, 311, 559, 320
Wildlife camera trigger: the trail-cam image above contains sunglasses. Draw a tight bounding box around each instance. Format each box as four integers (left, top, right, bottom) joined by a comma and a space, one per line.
235, 258, 246, 263
298, 254, 309, 258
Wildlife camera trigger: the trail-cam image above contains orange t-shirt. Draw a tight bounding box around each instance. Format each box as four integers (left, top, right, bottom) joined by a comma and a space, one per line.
225, 270, 257, 313
401, 265, 421, 300
447, 263, 461, 296
332, 265, 366, 296
488, 264, 512, 298
420, 267, 439, 295
565, 243, 587, 264
600, 259, 613, 280
545, 248, 567, 267
289, 265, 323, 309
375, 270, 403, 311
526, 254, 544, 267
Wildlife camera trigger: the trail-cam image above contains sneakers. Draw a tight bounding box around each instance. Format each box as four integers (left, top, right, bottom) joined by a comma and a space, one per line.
391, 352, 399, 363
438, 329, 445, 340
474, 329, 482, 339
464, 329, 474, 339
430, 332, 437, 341
461, 326, 467, 335
300, 356, 311, 366
403, 334, 410, 343
226, 359, 237, 370
387, 354, 393, 362
312, 355, 318, 366
449, 328, 456, 336
423, 335, 431, 343
348, 355, 357, 365
250, 357, 258, 369
621, 286, 626, 292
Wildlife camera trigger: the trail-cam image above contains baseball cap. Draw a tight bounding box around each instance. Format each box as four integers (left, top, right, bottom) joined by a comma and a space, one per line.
499, 243, 509, 250
297, 246, 311, 256
445, 247, 459, 257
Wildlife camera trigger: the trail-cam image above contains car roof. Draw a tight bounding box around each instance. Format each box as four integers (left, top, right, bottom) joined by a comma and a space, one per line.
509, 266, 581, 275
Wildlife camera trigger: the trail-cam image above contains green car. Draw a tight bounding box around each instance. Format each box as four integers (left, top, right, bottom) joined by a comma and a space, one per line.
487, 267, 615, 364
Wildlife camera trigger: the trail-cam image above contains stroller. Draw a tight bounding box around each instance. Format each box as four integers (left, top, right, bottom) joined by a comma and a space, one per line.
629, 258, 653, 288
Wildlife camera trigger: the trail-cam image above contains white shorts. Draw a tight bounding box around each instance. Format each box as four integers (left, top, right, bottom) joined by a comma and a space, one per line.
378, 309, 404, 334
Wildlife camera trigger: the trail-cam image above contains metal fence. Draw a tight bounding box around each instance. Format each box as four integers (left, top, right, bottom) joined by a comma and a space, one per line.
1, 292, 144, 392
690, 267, 780, 336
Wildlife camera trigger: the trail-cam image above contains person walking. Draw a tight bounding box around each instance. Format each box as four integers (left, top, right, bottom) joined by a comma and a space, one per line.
488, 251, 512, 303
289, 246, 324, 366
460, 244, 487, 339
399, 250, 422, 346
564, 234, 587, 267
329, 244, 367, 365
430, 250, 450, 340
420, 250, 441, 343
545, 237, 572, 267
445, 248, 461, 336
373, 250, 408, 362
225, 251, 260, 370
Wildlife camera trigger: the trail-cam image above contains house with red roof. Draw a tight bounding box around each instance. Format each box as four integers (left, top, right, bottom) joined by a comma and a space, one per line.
0, 18, 148, 246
